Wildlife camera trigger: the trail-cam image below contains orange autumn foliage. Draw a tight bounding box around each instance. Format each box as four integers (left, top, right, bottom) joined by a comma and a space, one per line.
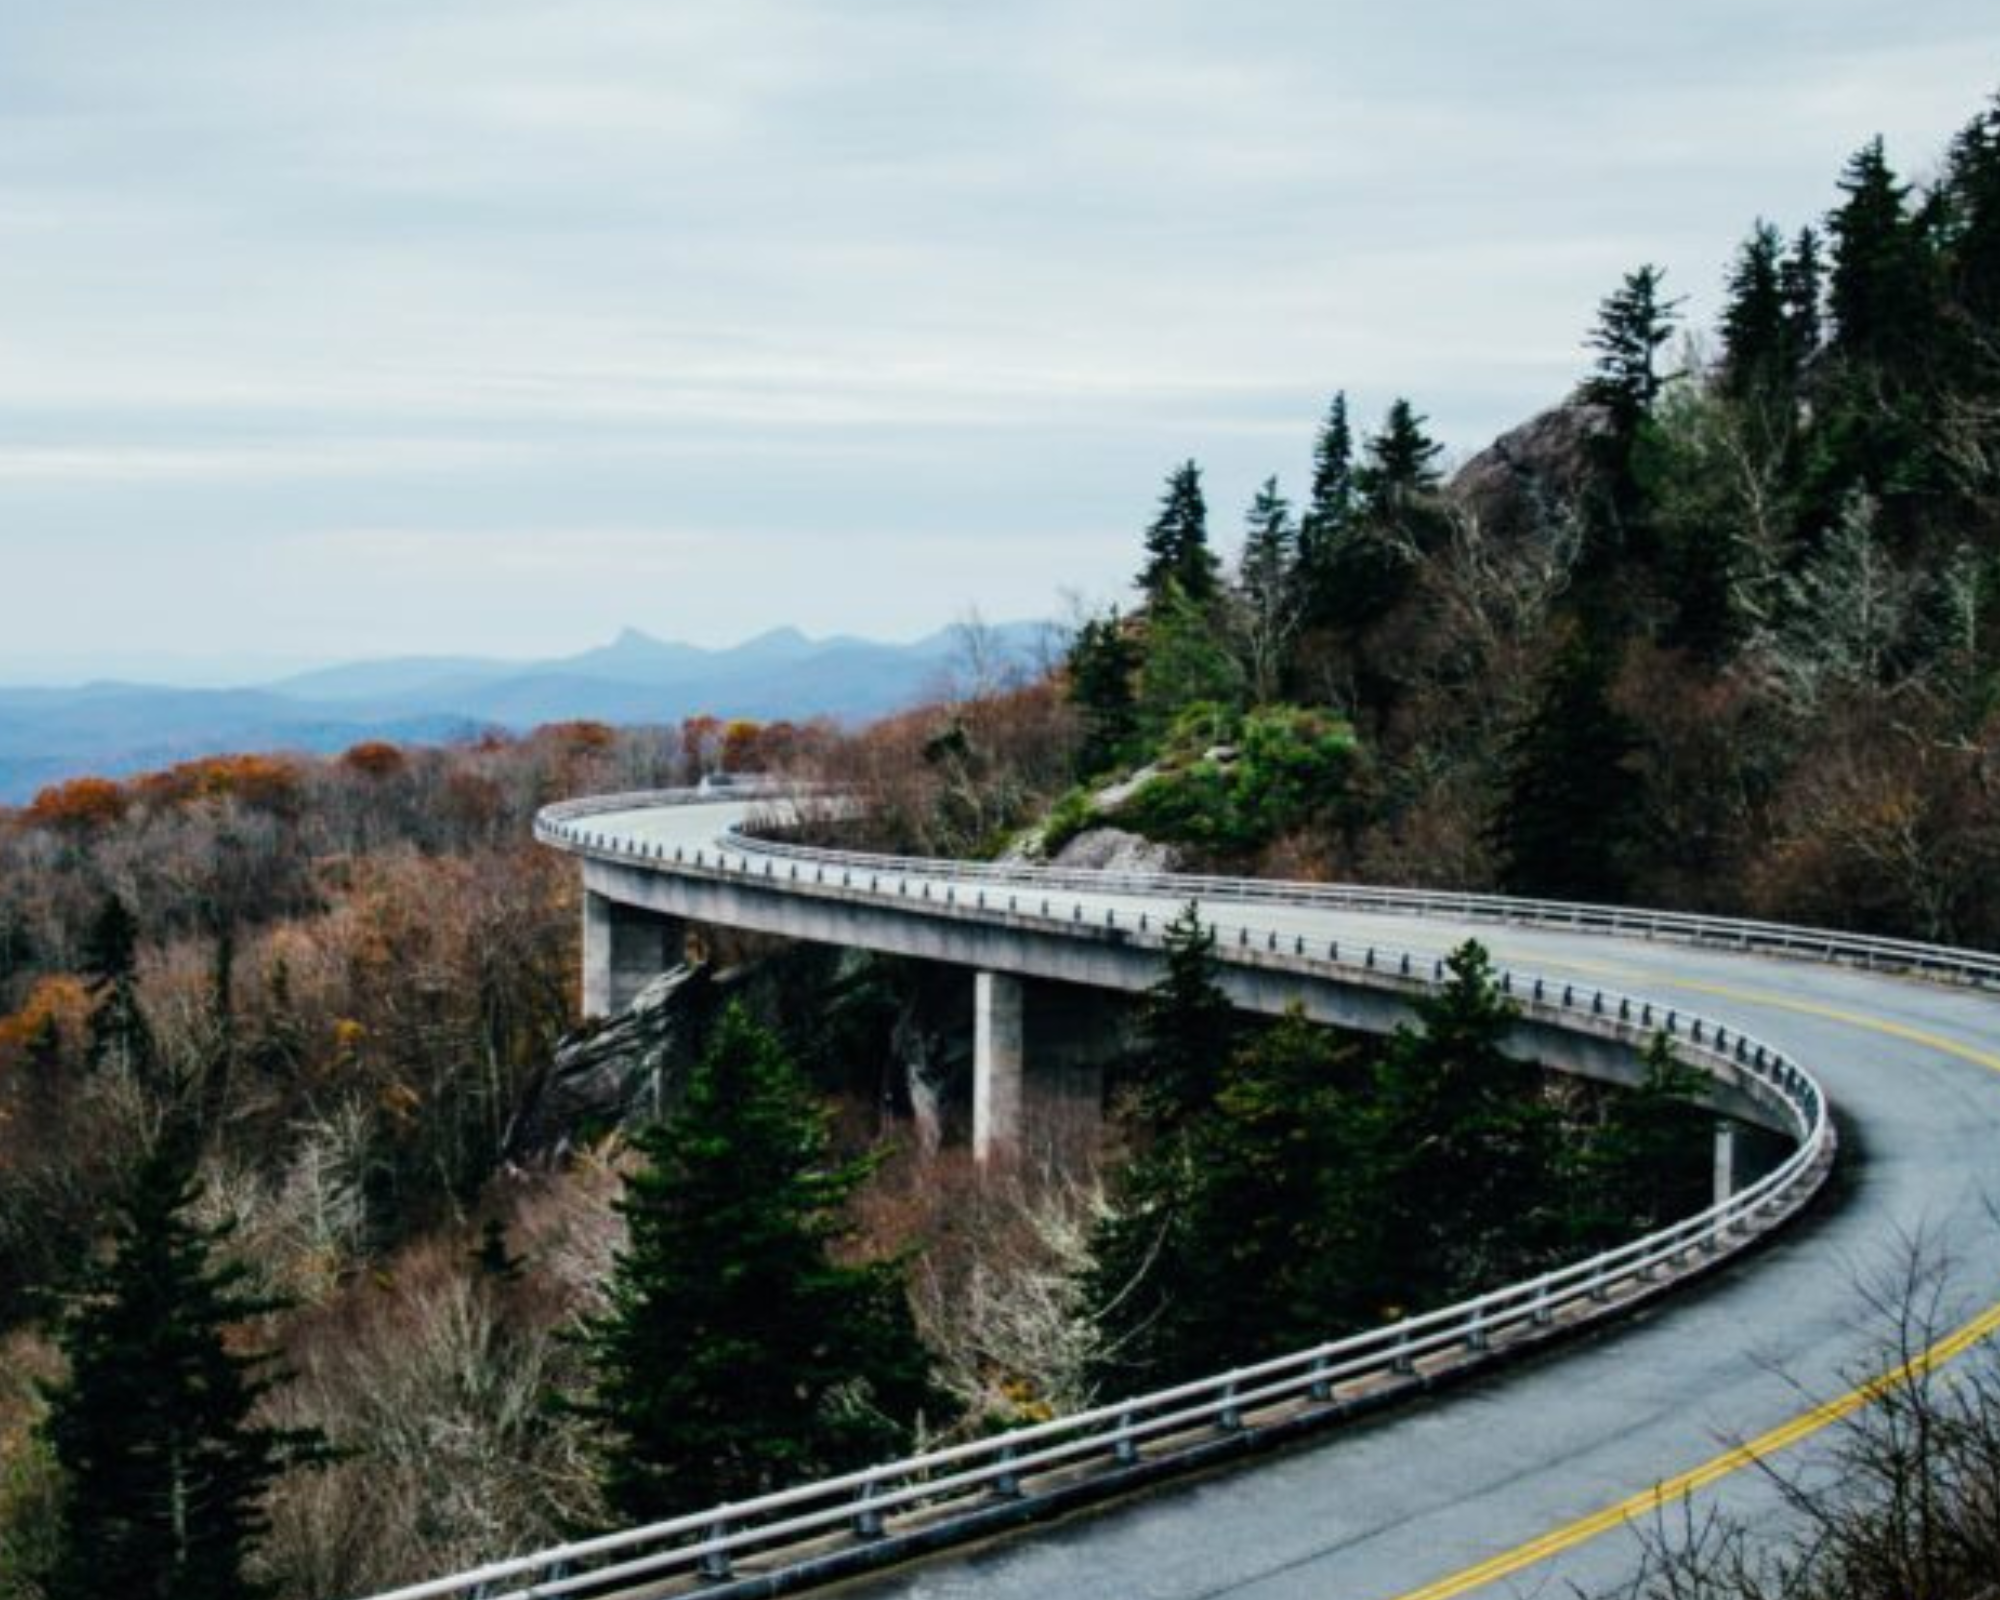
341, 741, 408, 779
130, 754, 304, 816
23, 776, 129, 832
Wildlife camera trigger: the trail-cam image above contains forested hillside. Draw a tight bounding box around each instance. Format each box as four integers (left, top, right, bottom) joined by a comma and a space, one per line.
3, 90, 1998, 1600
935, 91, 2000, 947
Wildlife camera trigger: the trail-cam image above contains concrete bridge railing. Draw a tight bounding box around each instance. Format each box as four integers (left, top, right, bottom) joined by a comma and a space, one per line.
715, 816, 2000, 991
346, 795, 1843, 1600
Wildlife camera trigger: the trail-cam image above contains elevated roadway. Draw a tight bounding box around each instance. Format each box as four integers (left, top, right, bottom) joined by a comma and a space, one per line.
371, 793, 2000, 1600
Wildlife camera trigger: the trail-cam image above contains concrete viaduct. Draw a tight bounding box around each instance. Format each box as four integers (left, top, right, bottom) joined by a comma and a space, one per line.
362, 790, 2000, 1600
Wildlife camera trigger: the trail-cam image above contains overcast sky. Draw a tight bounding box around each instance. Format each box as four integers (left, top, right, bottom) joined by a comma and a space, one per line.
3, 1, 1996, 681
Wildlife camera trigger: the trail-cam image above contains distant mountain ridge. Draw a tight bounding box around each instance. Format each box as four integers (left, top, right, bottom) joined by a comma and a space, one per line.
0, 621, 1053, 804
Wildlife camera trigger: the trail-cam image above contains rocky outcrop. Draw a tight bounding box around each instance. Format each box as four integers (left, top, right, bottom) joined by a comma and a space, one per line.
507, 964, 716, 1161
1051, 826, 1184, 876
1449, 400, 1613, 541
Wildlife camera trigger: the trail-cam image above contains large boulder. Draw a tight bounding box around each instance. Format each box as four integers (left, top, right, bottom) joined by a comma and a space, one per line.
1051, 826, 1185, 876
1449, 400, 1614, 541
506, 964, 715, 1161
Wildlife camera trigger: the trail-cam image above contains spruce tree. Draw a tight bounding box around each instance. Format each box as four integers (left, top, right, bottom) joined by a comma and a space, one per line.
40, 1130, 321, 1600
1720, 221, 1789, 400
1943, 95, 2000, 324
1358, 399, 1444, 511
1086, 1011, 1360, 1388
1135, 902, 1236, 1128
1565, 1033, 1712, 1250
1235, 477, 1299, 702
1827, 137, 1937, 379
1583, 265, 1682, 435
1065, 609, 1142, 776
1779, 226, 1825, 376
1138, 460, 1218, 608
1238, 476, 1296, 604
573, 1003, 933, 1521
1487, 632, 1642, 903
1298, 392, 1357, 579
83, 892, 157, 1087
1367, 941, 1561, 1303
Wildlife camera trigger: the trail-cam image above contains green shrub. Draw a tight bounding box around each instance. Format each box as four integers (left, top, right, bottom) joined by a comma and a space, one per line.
1119, 706, 1359, 856
1037, 788, 1100, 858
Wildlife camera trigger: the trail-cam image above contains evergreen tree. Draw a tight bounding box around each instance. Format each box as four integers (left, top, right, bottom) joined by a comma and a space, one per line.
1827, 137, 1937, 378
1943, 95, 2000, 324
573, 1003, 934, 1521
1487, 632, 1642, 902
1064, 609, 1142, 776
1583, 264, 1682, 434
1565, 1033, 1712, 1250
1306, 392, 1358, 530
1357, 399, 1444, 512
1720, 221, 1789, 399
39, 1131, 322, 1600
1235, 478, 1301, 703
1138, 460, 1218, 608
1367, 942, 1562, 1303
1135, 903, 1237, 1128
1239, 476, 1296, 603
83, 892, 157, 1086
1135, 581, 1248, 736
1779, 225, 1826, 374
1086, 1011, 1361, 1388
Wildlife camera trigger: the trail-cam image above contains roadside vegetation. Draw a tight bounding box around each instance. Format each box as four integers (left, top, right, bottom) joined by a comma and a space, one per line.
1, 88, 1998, 1599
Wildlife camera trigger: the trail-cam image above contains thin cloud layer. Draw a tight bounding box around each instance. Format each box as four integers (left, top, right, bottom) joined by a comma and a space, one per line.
2, 0, 1995, 667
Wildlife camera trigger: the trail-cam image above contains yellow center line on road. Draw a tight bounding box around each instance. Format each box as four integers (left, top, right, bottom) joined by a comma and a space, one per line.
1356, 951, 2000, 1600
1380, 1298, 2000, 1600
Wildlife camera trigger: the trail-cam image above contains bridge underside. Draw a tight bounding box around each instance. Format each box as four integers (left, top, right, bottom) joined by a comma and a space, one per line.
579, 859, 1785, 1139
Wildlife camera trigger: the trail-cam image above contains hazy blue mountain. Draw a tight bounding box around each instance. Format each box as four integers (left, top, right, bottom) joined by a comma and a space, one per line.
0, 622, 1052, 804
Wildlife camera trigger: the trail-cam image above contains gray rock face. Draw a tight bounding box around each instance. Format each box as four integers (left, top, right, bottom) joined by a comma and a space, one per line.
507, 964, 714, 1160
1450, 400, 1613, 539
1051, 826, 1184, 876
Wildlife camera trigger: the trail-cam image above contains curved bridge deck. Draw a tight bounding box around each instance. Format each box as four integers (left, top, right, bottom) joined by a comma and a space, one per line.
373, 794, 2000, 1600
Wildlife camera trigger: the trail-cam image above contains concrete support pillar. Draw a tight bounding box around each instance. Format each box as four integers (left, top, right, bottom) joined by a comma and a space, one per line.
973, 971, 1025, 1166
583, 890, 614, 1019
1713, 1119, 1739, 1209
582, 892, 682, 1018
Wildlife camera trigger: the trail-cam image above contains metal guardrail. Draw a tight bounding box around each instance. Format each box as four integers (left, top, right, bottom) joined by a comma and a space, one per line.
714, 821, 2000, 990
351, 797, 1849, 1600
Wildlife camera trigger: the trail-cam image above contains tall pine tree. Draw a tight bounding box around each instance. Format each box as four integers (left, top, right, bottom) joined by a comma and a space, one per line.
1138, 460, 1218, 608
1779, 225, 1825, 376
1086, 1010, 1362, 1389
1719, 221, 1789, 400
40, 1129, 322, 1600
1584, 264, 1681, 435
573, 1003, 934, 1521
83, 892, 157, 1087
1827, 137, 1937, 380
1065, 609, 1142, 776
1367, 942, 1563, 1304
1487, 632, 1642, 902
1135, 903, 1237, 1129
1357, 399, 1444, 512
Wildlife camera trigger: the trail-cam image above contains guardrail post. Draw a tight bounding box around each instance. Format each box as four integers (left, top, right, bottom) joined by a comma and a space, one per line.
1392, 1329, 1414, 1375
1589, 1263, 1610, 1303
853, 1479, 886, 1541
1307, 1356, 1332, 1402
699, 1522, 732, 1580
1114, 1411, 1139, 1465
1532, 1283, 1553, 1326
993, 1445, 1023, 1500
1218, 1381, 1243, 1432
1465, 1308, 1489, 1351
